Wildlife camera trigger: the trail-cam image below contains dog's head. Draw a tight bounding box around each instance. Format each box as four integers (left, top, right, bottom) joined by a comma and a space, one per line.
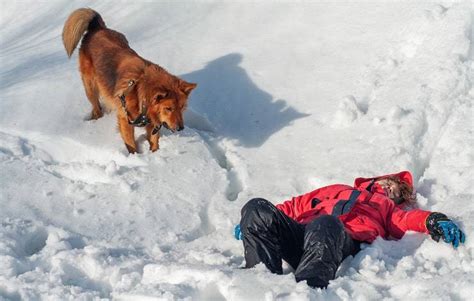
136, 64, 196, 132
114, 64, 196, 131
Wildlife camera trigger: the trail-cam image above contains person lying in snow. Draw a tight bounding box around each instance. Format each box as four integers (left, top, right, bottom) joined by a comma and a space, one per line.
234, 171, 465, 288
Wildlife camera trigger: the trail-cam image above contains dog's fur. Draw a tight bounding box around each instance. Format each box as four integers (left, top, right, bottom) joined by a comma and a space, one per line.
62, 8, 196, 153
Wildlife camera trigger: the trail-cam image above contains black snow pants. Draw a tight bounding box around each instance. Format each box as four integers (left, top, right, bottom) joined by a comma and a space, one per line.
240, 198, 360, 288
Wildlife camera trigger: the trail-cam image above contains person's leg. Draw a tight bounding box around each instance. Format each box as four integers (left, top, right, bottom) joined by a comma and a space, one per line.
294, 215, 360, 288
240, 198, 304, 274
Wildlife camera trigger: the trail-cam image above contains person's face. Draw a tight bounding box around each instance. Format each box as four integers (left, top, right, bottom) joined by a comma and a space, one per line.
376, 179, 403, 204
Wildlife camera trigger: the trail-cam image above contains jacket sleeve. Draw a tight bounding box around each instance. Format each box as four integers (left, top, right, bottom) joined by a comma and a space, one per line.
276, 189, 318, 220
384, 200, 431, 239
275, 184, 352, 220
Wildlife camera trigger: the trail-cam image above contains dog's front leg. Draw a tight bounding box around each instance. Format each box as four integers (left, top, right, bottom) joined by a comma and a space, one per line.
146, 124, 160, 152
118, 114, 137, 153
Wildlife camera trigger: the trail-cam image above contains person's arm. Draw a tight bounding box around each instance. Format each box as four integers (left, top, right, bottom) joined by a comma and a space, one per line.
385, 203, 431, 239
276, 186, 331, 219
276, 184, 352, 220
384, 198, 465, 248
276, 191, 316, 220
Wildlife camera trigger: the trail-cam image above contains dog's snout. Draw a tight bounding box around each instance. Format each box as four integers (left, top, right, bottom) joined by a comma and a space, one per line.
177, 125, 184, 131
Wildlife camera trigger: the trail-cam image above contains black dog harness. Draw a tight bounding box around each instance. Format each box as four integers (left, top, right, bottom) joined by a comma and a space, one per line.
119, 80, 161, 135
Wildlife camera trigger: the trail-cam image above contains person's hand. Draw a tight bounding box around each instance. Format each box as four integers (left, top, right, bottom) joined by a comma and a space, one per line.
234, 224, 243, 240
426, 213, 465, 248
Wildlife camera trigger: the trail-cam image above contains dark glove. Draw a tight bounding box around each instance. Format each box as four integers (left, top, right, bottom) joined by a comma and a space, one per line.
426, 212, 465, 248
234, 224, 243, 240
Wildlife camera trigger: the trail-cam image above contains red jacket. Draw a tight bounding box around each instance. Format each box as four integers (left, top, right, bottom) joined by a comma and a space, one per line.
276, 171, 431, 242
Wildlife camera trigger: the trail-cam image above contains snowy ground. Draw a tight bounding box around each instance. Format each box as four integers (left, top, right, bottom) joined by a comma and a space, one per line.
0, 1, 473, 300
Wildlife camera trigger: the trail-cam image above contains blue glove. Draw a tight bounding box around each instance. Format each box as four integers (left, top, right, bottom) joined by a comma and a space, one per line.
426, 213, 466, 248
234, 224, 243, 240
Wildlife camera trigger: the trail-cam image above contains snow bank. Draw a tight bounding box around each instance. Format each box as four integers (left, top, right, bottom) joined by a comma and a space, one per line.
0, 1, 472, 300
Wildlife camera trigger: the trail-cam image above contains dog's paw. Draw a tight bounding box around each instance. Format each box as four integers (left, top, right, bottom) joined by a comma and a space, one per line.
88, 109, 104, 120
126, 144, 137, 154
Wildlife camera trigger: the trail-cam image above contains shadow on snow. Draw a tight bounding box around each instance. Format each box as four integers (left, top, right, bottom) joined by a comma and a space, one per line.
182, 53, 309, 148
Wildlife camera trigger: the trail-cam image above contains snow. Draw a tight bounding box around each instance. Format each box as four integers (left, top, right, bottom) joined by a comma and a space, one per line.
0, 0, 473, 300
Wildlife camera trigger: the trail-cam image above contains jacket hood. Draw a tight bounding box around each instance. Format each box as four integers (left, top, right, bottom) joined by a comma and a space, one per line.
354, 171, 414, 190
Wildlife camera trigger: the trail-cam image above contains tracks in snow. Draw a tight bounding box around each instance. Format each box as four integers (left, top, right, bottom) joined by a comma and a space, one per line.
197, 132, 244, 202
186, 110, 245, 202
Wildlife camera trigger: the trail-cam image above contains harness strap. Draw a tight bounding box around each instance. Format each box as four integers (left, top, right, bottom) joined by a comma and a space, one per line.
118, 80, 151, 127
119, 94, 135, 123
331, 190, 361, 217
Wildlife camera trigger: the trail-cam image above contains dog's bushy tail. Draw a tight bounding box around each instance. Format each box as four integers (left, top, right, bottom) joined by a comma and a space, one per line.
62, 8, 105, 57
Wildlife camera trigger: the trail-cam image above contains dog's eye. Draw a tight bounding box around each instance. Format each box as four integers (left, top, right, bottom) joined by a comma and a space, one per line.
165, 107, 173, 112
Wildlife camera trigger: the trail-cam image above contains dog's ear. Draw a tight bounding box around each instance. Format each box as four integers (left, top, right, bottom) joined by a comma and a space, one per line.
180, 81, 197, 96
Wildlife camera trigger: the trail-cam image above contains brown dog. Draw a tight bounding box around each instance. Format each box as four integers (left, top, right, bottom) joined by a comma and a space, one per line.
62, 8, 196, 153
